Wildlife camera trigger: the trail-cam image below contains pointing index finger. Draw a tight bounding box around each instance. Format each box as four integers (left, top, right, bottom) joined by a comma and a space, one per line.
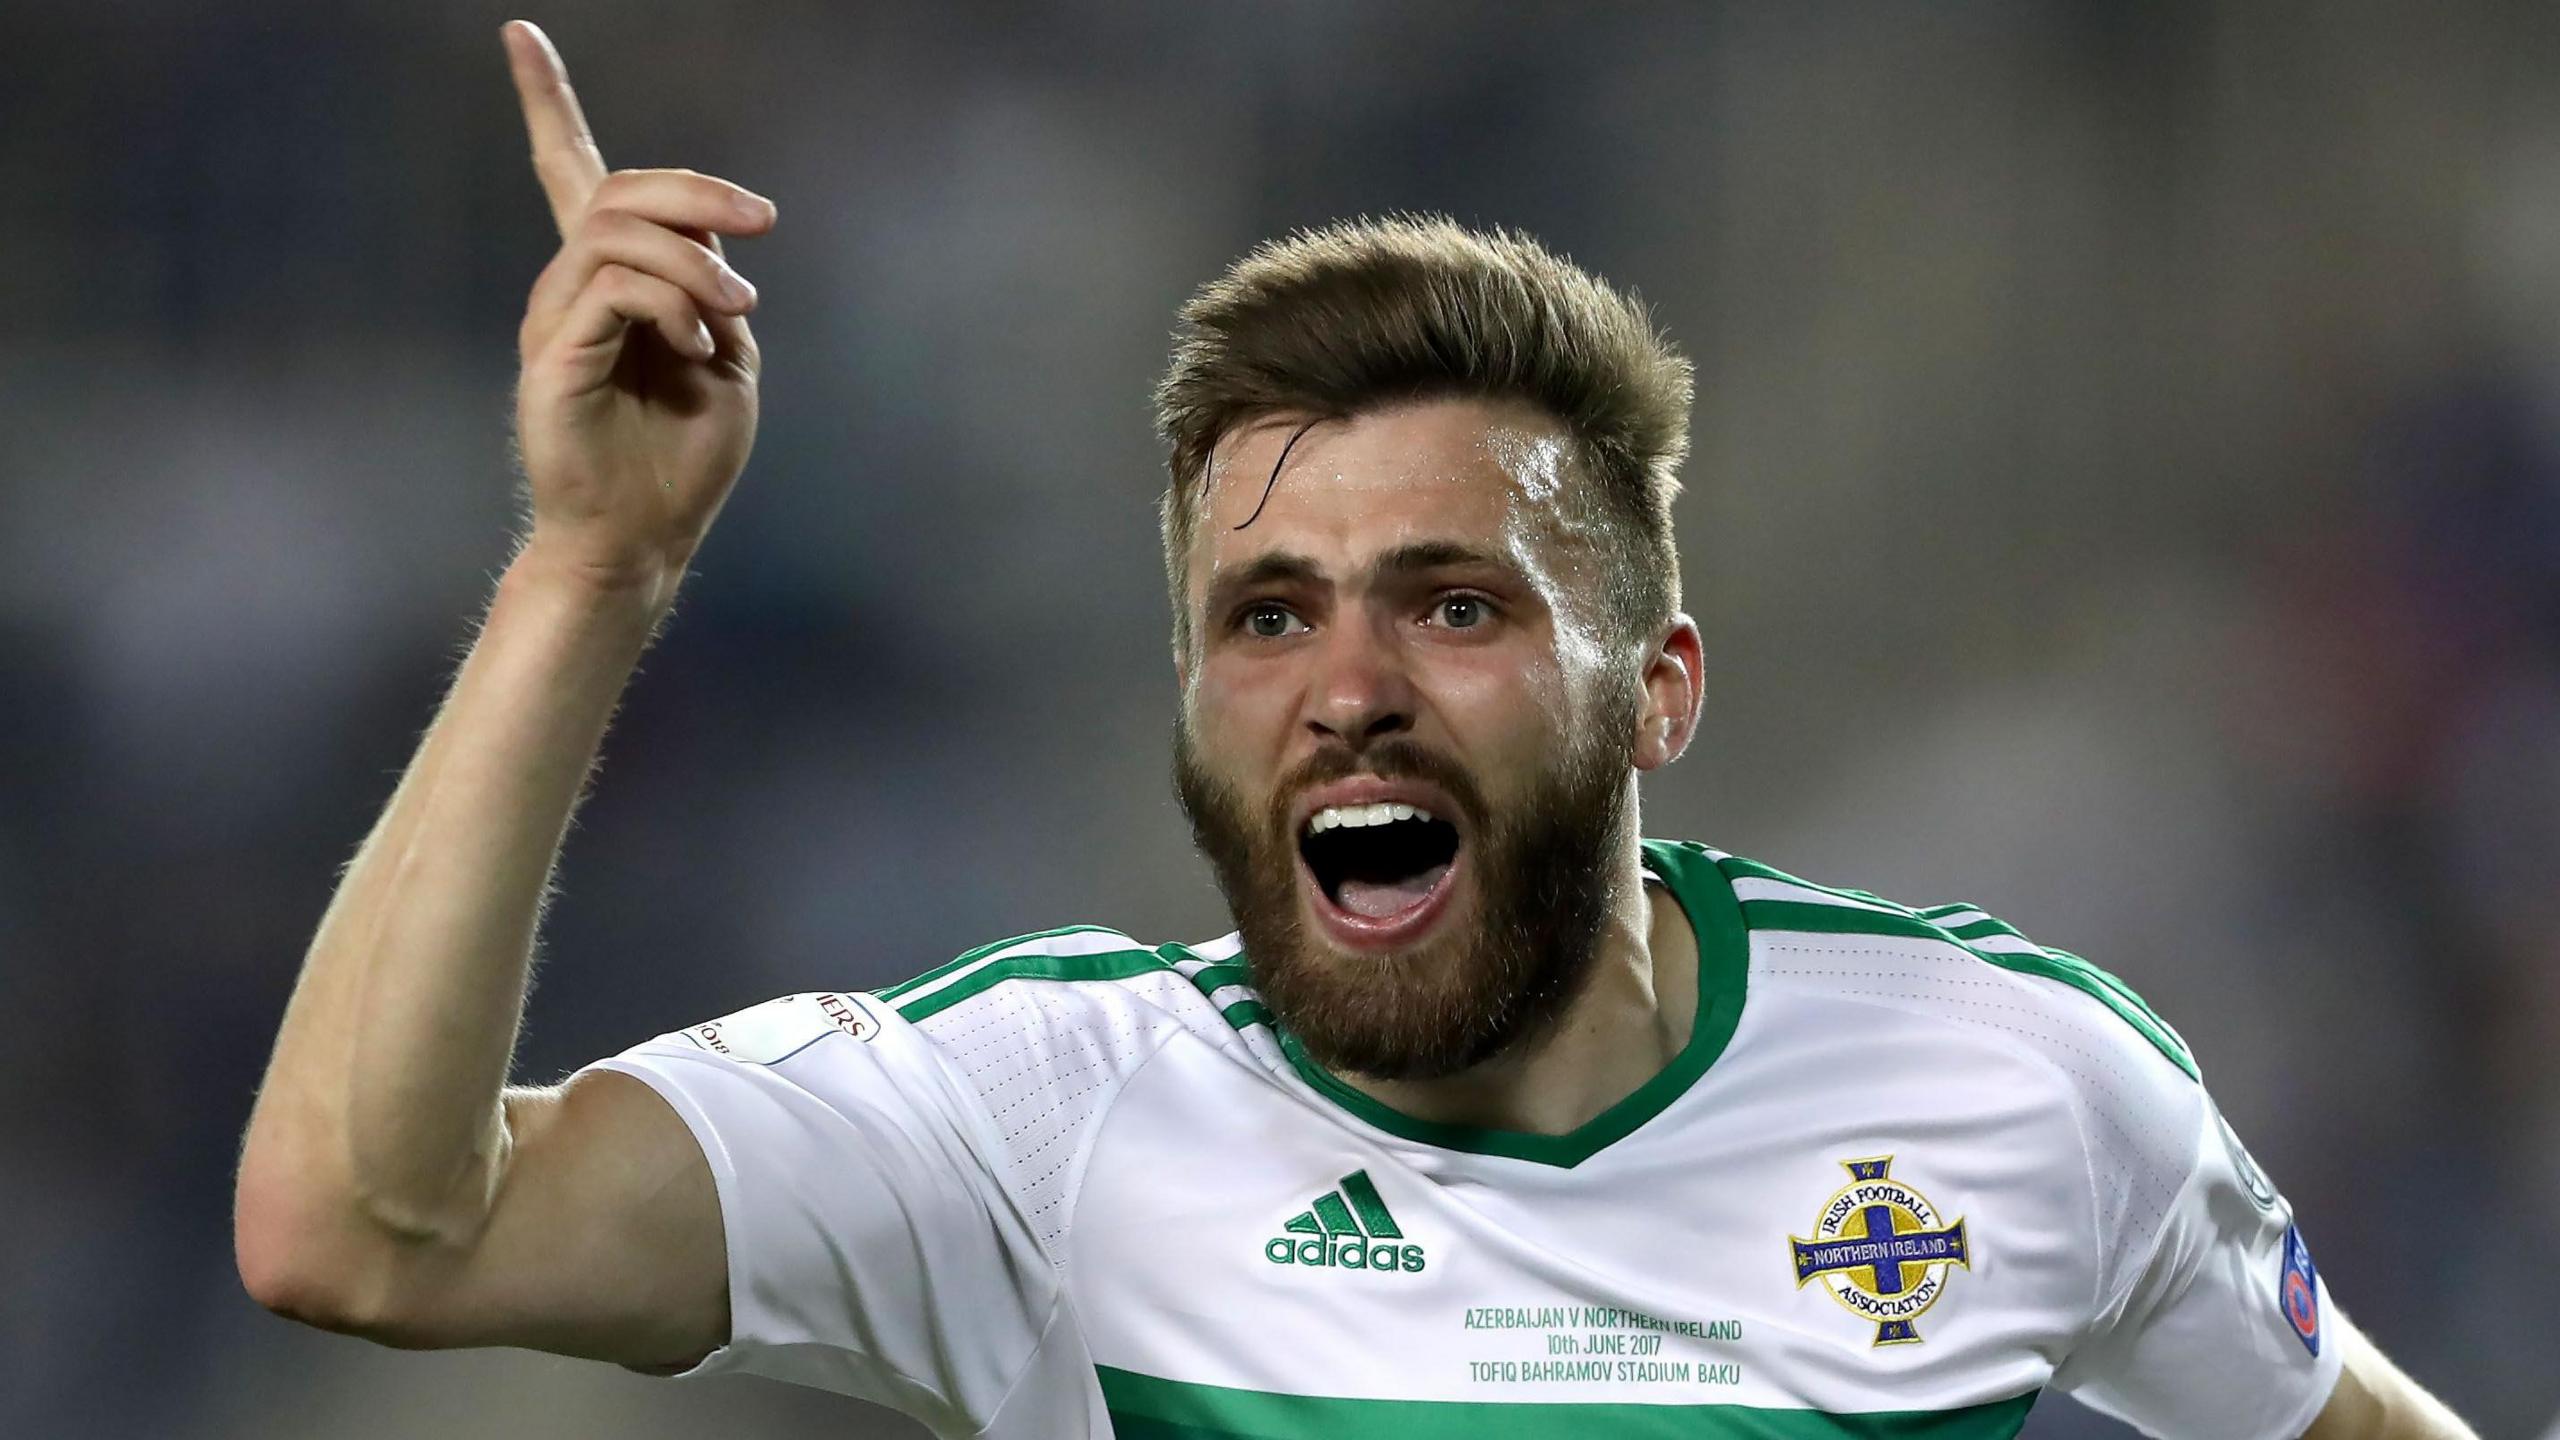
502, 20, 607, 236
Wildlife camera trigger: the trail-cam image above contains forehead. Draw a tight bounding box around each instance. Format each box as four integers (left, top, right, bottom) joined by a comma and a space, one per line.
1193, 396, 1580, 583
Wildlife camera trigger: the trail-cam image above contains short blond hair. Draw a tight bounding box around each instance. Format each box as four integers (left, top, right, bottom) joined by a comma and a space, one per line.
1154, 215, 1694, 651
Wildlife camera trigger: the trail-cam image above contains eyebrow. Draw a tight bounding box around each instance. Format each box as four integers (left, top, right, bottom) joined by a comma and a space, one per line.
1371, 540, 1514, 582
1202, 542, 1525, 619
1203, 552, 1323, 614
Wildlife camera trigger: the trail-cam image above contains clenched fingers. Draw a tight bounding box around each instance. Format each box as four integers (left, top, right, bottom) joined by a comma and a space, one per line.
524, 209, 754, 355
536, 262, 716, 386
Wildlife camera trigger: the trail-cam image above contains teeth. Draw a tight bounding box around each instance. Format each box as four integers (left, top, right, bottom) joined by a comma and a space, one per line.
1305, 802, 1437, 834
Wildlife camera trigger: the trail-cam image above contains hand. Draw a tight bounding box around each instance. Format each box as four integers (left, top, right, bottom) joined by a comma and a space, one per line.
502, 20, 777, 598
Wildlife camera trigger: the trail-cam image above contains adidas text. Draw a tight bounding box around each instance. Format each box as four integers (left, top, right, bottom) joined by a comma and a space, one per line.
1264, 1235, 1427, 1272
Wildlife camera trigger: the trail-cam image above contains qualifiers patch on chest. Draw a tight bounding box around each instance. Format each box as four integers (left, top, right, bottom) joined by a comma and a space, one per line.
1788, 1156, 1971, 1346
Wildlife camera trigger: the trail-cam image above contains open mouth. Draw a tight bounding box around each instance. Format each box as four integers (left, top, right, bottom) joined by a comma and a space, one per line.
1297, 801, 1464, 943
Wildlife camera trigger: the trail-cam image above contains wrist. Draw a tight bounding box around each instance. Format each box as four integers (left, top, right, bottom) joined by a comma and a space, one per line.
503, 538, 689, 620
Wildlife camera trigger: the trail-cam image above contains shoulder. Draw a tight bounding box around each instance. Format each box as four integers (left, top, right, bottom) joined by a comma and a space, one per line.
636, 924, 1283, 1262
1707, 847, 2209, 1178
871, 922, 1279, 1074
1714, 849, 2196, 1080
642, 923, 1273, 1103
862, 923, 1282, 1255
1702, 846, 2226, 1284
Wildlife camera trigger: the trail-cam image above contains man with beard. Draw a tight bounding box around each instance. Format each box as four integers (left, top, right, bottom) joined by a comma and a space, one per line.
236, 23, 2473, 1440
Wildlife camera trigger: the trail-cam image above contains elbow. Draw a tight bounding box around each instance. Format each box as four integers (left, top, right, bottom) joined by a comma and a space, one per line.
233, 1104, 510, 1346
234, 1165, 480, 1350
235, 1227, 345, 1330
235, 1173, 356, 1331
233, 1159, 403, 1338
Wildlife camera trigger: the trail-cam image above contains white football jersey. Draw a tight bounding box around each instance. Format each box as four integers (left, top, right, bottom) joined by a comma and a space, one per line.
586, 840, 2341, 1438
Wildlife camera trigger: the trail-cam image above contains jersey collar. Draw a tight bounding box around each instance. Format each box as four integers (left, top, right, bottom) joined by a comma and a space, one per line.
1271, 838, 1750, 1169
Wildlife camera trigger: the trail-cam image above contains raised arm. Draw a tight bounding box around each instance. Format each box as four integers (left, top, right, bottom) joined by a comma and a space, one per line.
232, 21, 775, 1369
2301, 1315, 2477, 1440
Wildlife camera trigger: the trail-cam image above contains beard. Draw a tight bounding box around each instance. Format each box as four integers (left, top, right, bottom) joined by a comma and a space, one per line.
1172, 703, 1635, 1083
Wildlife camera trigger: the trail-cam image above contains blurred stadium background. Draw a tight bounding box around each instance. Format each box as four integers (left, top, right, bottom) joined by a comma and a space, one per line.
4, 1, 2553, 1435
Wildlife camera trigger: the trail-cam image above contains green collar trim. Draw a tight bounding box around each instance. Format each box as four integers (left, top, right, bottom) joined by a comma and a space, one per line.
1274, 839, 1750, 1168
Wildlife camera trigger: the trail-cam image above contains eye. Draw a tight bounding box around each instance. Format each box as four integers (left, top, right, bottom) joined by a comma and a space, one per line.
1430, 594, 1493, 630
1240, 602, 1307, 639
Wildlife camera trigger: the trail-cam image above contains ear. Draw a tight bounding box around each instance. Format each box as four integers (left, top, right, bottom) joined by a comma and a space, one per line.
1631, 615, 1703, 772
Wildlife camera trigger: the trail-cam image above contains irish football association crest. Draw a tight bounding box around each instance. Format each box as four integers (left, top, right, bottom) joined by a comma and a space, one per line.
1789, 1156, 1970, 1346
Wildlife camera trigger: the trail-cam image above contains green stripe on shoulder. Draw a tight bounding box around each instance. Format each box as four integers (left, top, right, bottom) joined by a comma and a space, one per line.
893, 943, 1171, 1022
1728, 875, 2199, 1082
2042, 946, 2180, 1038
1186, 962, 1253, 996
1099, 1367, 2038, 1439
876, 923, 1126, 1001
1177, 954, 1280, 1038
1718, 855, 1924, 916
887, 933, 1284, 1033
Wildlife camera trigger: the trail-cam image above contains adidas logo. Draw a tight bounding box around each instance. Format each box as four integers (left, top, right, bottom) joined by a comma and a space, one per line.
1263, 1170, 1427, 1273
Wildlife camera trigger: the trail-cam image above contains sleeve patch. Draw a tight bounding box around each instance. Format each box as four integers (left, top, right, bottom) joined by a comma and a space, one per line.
682, 992, 880, 1064
2279, 1224, 2322, 1356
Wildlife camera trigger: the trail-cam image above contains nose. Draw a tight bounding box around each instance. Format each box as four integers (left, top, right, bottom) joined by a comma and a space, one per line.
1302, 618, 1415, 748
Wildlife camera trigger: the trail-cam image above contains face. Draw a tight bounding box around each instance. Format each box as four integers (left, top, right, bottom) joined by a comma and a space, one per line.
1170, 396, 1688, 1081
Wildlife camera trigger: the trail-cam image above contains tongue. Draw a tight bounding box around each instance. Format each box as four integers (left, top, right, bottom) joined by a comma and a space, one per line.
1335, 863, 1451, 920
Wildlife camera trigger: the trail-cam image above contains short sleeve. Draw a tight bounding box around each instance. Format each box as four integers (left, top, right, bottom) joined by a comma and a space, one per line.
2055, 1095, 2345, 1438
581, 990, 1072, 1435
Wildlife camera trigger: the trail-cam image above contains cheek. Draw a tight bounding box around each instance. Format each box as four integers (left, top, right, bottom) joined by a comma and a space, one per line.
1189, 654, 1302, 759
1425, 648, 1573, 769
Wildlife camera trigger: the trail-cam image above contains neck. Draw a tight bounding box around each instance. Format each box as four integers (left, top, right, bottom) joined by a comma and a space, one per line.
1348, 836, 1701, 1137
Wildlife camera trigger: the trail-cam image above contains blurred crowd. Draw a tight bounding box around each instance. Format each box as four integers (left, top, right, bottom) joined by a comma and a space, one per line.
2, 2, 2552, 1435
